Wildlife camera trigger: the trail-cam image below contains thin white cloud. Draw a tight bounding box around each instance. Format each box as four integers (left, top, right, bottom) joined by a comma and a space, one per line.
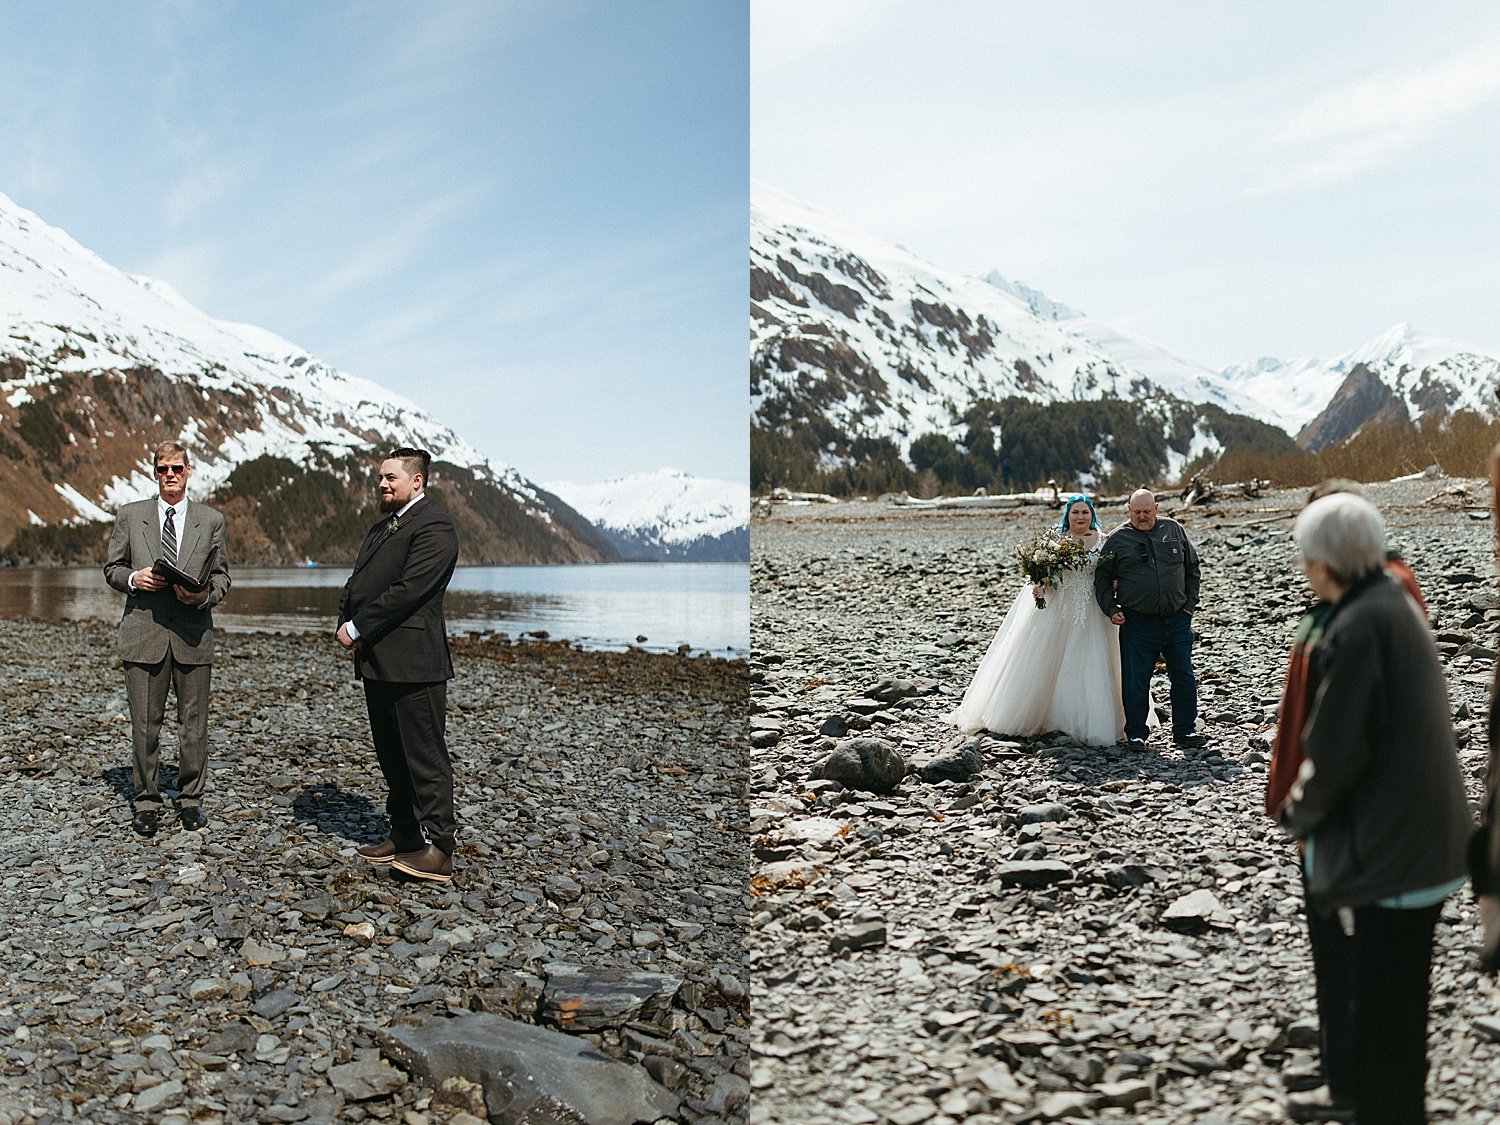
1261, 38, 1500, 191
304, 188, 480, 303
162, 158, 240, 227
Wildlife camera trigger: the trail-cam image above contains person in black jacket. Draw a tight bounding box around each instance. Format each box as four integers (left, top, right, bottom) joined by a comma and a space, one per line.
337, 447, 461, 883
1477, 443, 1500, 971
1279, 492, 1469, 1125
1093, 488, 1206, 751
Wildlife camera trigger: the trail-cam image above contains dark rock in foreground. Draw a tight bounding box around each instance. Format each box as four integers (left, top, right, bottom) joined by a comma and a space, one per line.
379, 1011, 680, 1125
817, 736, 905, 793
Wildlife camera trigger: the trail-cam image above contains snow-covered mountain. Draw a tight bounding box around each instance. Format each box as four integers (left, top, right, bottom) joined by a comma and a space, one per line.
752, 184, 1500, 481
1221, 323, 1500, 451
544, 468, 748, 562
0, 190, 614, 564
751, 184, 1288, 484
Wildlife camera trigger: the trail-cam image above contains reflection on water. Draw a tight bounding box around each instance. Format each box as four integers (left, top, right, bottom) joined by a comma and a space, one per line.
0, 563, 749, 657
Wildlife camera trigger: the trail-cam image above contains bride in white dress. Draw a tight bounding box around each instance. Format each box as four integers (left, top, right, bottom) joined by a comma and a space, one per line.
948, 495, 1126, 746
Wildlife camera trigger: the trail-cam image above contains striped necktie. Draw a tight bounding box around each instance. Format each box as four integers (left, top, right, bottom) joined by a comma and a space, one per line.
162, 507, 178, 564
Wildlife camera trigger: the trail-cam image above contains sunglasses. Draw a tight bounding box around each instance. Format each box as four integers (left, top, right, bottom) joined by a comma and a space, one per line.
155, 464, 188, 476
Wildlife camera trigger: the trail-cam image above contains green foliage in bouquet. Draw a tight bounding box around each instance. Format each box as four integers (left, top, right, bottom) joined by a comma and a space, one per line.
1016, 528, 1092, 609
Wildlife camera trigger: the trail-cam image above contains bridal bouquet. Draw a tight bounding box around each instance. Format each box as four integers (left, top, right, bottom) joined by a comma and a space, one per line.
1016, 529, 1092, 609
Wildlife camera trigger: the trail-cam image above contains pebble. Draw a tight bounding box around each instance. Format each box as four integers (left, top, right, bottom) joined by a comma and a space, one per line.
0, 620, 747, 1124
750, 477, 1500, 1123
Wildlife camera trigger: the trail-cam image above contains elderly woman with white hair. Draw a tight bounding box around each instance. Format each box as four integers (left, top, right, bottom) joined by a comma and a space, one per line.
1277, 491, 1470, 1125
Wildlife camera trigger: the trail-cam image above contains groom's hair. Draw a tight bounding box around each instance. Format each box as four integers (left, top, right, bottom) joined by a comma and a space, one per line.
386, 447, 432, 483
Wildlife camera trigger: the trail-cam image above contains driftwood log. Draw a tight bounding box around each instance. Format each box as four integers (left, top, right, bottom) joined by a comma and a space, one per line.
1180, 475, 1271, 507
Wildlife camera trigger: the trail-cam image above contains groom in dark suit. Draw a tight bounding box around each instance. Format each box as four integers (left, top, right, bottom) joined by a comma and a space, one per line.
103, 441, 231, 836
337, 447, 461, 883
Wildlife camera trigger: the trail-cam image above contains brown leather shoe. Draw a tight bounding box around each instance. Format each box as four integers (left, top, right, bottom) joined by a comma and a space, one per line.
356, 838, 400, 864
391, 844, 454, 883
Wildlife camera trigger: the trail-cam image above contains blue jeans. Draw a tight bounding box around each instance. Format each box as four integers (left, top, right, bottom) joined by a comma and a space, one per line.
1119, 610, 1197, 741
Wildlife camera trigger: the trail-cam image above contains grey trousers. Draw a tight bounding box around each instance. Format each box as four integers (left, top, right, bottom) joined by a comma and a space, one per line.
125, 655, 212, 810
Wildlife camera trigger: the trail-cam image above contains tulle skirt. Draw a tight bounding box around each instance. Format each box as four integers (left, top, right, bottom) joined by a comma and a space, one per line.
947, 567, 1125, 746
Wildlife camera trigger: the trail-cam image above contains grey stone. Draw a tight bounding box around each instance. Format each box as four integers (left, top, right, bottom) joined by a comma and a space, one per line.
378, 1011, 679, 1125
538, 962, 681, 1031
817, 736, 906, 793
1032, 1091, 1100, 1120
328, 1057, 407, 1101
1472, 1016, 1500, 1043
133, 1079, 185, 1113
1161, 889, 1234, 931
917, 744, 983, 782
995, 860, 1073, 887
828, 920, 886, 954
252, 989, 300, 1019
865, 676, 939, 703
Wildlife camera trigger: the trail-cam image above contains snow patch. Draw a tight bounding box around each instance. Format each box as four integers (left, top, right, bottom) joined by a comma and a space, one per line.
544, 468, 748, 545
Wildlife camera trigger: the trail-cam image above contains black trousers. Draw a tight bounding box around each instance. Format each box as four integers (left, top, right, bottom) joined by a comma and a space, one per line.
362, 679, 455, 854
1306, 890, 1441, 1125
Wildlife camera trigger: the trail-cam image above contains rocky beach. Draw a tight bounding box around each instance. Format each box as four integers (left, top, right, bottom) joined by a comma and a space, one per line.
0, 622, 748, 1124
750, 476, 1500, 1124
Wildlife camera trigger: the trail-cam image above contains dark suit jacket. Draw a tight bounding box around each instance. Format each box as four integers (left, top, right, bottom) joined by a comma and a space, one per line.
103, 498, 231, 664
338, 495, 459, 683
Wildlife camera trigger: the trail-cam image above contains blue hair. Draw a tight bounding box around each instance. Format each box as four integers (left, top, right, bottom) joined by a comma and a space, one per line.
1058, 494, 1100, 532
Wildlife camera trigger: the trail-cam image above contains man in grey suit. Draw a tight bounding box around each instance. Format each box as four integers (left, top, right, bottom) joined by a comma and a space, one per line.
337, 447, 461, 884
104, 441, 231, 837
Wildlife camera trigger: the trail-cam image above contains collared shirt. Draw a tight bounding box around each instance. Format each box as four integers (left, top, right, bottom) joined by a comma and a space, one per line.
345, 493, 427, 641
127, 497, 190, 593
392, 493, 426, 520
158, 496, 188, 546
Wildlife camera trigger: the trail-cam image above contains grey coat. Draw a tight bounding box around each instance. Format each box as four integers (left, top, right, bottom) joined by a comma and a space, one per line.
103, 498, 231, 664
1279, 572, 1470, 913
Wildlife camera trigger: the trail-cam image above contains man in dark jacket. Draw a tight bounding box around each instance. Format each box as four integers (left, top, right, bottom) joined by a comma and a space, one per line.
1093, 488, 1206, 751
337, 447, 461, 883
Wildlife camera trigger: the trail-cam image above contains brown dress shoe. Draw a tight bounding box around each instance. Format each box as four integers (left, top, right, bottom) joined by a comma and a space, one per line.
391, 844, 454, 883
356, 838, 400, 863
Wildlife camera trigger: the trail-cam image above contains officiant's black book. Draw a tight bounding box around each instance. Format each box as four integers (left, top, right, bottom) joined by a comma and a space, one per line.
152, 556, 210, 593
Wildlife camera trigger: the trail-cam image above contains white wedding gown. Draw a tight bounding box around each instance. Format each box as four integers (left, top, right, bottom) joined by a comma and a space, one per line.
947, 540, 1126, 746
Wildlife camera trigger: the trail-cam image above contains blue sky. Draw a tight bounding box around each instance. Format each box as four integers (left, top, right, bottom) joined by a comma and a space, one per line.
754, 1, 1500, 368
0, 0, 748, 485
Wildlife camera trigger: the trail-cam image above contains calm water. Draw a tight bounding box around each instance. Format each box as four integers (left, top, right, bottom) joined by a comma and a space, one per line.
0, 563, 749, 658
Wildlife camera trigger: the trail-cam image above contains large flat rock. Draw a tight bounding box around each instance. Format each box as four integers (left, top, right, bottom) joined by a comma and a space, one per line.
379, 1011, 678, 1125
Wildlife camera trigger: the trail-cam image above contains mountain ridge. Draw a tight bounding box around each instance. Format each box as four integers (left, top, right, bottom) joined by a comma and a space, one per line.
751, 184, 1500, 488
0, 190, 616, 565
544, 468, 748, 562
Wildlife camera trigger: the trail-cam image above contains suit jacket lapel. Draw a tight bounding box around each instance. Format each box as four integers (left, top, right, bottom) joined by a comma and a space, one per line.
352, 517, 393, 574
178, 502, 205, 567
141, 504, 160, 557
353, 500, 431, 573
